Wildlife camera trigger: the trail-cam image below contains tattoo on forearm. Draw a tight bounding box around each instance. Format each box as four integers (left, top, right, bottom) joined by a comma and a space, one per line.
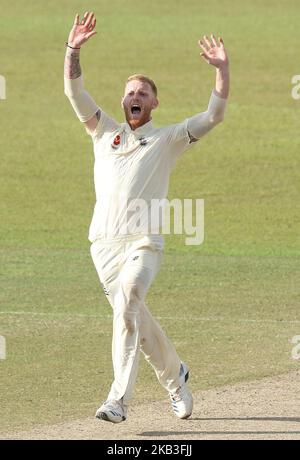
64, 48, 82, 79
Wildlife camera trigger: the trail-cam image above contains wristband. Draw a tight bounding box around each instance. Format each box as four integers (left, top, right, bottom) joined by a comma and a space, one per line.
65, 42, 81, 50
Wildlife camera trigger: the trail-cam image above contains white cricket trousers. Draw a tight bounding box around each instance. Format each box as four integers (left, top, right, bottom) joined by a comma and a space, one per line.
90, 236, 182, 405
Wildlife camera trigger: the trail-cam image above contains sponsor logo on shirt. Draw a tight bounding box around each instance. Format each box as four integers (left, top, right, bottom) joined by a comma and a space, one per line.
111, 134, 149, 150
139, 137, 148, 146
102, 284, 109, 296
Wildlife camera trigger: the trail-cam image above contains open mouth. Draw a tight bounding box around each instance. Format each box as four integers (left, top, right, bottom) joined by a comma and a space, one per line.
131, 105, 142, 115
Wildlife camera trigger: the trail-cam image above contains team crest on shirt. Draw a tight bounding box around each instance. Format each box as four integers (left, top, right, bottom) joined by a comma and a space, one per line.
111, 134, 121, 149
111, 133, 148, 150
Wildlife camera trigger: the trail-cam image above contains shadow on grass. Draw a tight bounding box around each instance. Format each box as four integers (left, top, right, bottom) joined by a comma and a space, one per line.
139, 416, 300, 437
140, 431, 300, 436
192, 417, 300, 423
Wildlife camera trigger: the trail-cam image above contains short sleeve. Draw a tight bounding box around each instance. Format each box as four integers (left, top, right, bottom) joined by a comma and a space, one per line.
89, 110, 120, 142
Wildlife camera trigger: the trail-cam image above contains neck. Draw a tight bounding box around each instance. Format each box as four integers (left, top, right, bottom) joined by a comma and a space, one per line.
128, 118, 151, 131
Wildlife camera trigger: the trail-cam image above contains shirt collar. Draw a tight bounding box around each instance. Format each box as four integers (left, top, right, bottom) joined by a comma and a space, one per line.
124, 119, 154, 137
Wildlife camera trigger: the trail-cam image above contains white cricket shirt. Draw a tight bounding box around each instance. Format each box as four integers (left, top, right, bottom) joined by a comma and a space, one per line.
88, 111, 196, 248
87, 88, 228, 247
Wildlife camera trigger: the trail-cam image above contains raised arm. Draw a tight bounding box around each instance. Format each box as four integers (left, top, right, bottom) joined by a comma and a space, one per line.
199, 34, 229, 99
64, 12, 100, 133
187, 35, 229, 141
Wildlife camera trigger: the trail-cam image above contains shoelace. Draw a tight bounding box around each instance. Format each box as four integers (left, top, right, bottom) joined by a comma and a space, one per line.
105, 400, 123, 412
170, 386, 184, 402
107, 399, 128, 417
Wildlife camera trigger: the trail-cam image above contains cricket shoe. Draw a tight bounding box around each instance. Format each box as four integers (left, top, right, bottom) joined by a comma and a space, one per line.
95, 398, 127, 424
169, 362, 193, 419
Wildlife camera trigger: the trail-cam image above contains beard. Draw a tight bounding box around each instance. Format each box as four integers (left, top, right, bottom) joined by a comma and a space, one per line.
124, 106, 151, 130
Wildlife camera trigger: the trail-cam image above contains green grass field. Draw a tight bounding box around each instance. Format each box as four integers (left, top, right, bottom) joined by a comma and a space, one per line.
1, 0, 300, 432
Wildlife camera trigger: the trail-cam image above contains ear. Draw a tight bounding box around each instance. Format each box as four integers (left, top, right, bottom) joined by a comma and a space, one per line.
152, 98, 159, 110
121, 97, 125, 109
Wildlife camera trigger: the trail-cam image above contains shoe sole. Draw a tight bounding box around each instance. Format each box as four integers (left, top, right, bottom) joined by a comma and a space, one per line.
179, 412, 192, 419
96, 411, 126, 424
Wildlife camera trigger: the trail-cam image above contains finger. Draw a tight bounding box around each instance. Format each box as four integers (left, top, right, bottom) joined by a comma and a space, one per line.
198, 39, 209, 52
219, 37, 225, 48
203, 35, 212, 49
211, 34, 219, 47
74, 13, 80, 26
89, 18, 96, 31
85, 31, 97, 40
85, 11, 94, 28
200, 52, 210, 64
81, 11, 89, 24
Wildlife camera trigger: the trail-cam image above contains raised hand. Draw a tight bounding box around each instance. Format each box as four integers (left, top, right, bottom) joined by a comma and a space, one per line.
67, 12, 97, 49
198, 35, 229, 69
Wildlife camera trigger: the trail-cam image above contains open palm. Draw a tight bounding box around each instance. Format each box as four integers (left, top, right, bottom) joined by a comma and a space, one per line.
67, 12, 97, 48
198, 35, 229, 68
